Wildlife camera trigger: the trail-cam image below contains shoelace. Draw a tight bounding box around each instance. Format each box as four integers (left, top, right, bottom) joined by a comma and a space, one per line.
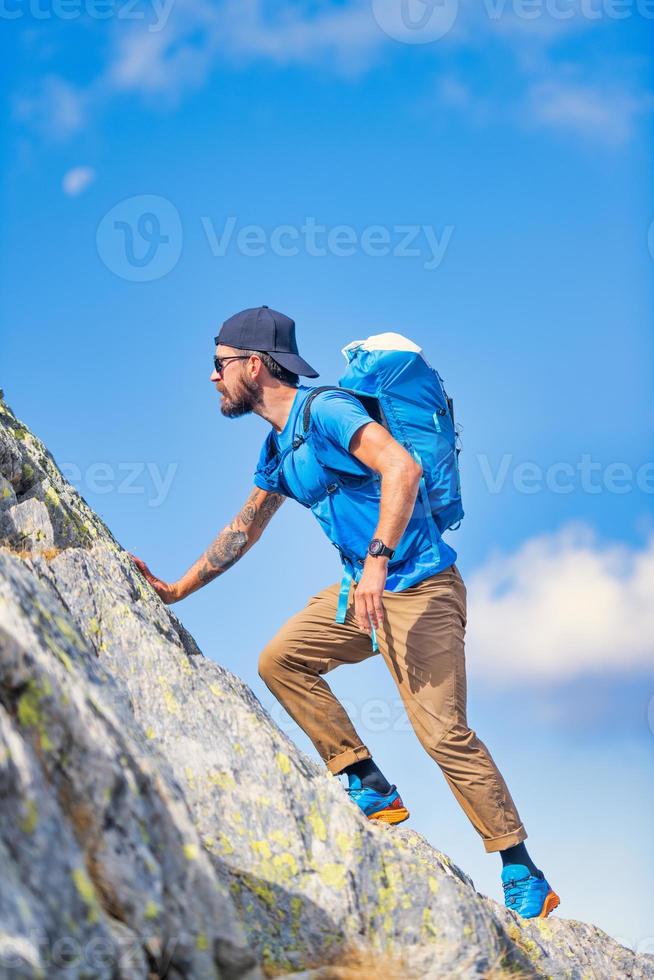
502, 873, 533, 907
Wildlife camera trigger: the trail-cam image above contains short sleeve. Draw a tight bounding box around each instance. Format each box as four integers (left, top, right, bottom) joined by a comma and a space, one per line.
311, 389, 373, 452
253, 435, 278, 493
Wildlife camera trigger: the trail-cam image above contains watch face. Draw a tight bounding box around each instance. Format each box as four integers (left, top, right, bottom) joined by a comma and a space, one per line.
369, 538, 383, 556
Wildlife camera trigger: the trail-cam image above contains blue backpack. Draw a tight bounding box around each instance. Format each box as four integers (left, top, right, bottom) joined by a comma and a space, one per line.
302, 332, 464, 533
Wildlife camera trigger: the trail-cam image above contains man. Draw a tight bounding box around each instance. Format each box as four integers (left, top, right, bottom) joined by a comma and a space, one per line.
130, 305, 560, 919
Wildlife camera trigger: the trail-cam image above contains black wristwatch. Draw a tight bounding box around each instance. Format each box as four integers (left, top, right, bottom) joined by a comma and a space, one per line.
368, 538, 395, 560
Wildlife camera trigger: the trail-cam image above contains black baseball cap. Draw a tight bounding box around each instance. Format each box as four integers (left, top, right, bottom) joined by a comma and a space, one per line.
215, 305, 319, 378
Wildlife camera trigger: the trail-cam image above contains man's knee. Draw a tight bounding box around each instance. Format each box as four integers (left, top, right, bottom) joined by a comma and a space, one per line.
257, 637, 285, 685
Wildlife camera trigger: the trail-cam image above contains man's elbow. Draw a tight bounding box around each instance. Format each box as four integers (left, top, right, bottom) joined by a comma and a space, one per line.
387, 452, 423, 486
406, 457, 423, 486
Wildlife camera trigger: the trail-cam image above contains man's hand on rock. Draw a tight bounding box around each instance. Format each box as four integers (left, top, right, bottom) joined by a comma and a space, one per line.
128, 554, 180, 604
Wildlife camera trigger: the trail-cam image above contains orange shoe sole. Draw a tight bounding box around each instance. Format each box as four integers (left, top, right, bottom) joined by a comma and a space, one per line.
538, 890, 561, 918
368, 807, 410, 825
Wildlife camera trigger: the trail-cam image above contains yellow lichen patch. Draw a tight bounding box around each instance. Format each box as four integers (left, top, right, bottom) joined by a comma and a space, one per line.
251, 840, 272, 860
53, 615, 84, 649
19, 799, 38, 835
183, 843, 199, 861
216, 833, 234, 854
45, 486, 60, 508
55, 649, 74, 673
71, 867, 100, 924
421, 906, 439, 940
533, 918, 553, 939
208, 682, 224, 700
290, 896, 303, 934
318, 863, 346, 890
144, 727, 156, 740
184, 767, 196, 789
272, 853, 298, 879
88, 618, 101, 635
307, 803, 327, 842
208, 770, 236, 790
269, 829, 292, 848
275, 751, 291, 775
144, 900, 159, 921
157, 676, 181, 718
17, 680, 54, 751
196, 933, 209, 952
335, 832, 353, 857
428, 875, 439, 895
249, 880, 275, 907
233, 742, 244, 754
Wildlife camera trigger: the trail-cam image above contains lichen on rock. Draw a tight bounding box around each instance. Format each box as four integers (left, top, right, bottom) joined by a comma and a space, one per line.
0, 391, 652, 980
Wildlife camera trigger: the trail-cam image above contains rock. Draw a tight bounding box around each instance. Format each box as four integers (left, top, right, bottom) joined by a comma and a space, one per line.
0, 390, 652, 980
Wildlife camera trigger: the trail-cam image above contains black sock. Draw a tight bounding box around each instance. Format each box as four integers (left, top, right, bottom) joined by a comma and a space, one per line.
343, 758, 392, 795
500, 842, 539, 876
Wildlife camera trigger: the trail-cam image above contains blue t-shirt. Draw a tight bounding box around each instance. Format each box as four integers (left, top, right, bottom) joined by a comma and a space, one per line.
270, 385, 371, 457
253, 385, 457, 591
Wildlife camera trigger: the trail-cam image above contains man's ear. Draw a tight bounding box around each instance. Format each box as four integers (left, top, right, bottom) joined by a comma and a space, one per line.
248, 354, 264, 380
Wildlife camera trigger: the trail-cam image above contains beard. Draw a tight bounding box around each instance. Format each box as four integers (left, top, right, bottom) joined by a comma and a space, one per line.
219, 373, 264, 418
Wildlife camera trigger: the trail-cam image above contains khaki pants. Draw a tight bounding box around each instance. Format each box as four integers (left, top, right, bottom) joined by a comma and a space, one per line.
258, 563, 527, 853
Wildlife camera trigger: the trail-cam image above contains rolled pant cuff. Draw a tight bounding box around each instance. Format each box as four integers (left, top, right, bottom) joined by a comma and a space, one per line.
326, 745, 372, 775
482, 826, 528, 853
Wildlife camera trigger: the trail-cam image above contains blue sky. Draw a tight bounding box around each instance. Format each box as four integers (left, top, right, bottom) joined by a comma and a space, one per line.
2, 0, 653, 950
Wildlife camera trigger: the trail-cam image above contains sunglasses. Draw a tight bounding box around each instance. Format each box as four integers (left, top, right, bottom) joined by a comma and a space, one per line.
213, 354, 251, 376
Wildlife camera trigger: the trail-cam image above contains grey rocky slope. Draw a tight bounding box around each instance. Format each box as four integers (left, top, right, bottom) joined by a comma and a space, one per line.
0, 391, 651, 980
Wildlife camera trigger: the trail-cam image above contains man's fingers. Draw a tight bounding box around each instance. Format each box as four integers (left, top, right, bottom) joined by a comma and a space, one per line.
370, 595, 385, 630
354, 593, 371, 634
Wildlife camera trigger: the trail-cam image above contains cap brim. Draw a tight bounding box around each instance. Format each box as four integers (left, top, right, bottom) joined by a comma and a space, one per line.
269, 351, 319, 378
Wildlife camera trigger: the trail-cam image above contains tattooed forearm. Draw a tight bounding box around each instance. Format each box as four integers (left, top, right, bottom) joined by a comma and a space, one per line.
238, 488, 259, 527
197, 524, 248, 584
255, 492, 285, 530
173, 488, 285, 600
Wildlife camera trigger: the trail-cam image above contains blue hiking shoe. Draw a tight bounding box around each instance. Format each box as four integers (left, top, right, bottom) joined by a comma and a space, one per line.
345, 775, 410, 825
502, 864, 560, 919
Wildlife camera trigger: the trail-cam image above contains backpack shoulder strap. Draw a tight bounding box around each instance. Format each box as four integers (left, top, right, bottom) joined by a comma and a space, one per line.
301, 386, 384, 435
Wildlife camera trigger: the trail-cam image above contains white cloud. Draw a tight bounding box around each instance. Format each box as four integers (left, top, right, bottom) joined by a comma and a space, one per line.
62, 166, 95, 197
525, 76, 654, 145
106, 0, 384, 101
14, 75, 87, 141
13, 0, 653, 149
466, 524, 654, 683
